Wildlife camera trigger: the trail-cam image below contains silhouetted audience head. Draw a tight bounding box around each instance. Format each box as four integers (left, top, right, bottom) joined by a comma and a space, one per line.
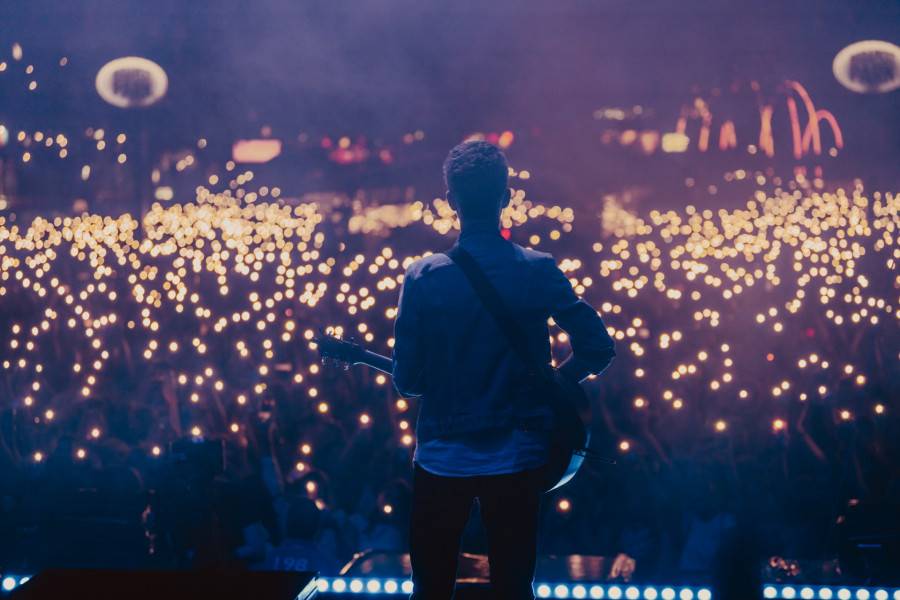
285, 497, 322, 541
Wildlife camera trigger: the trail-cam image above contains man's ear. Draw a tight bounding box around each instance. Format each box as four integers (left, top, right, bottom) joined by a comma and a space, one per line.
500, 188, 512, 210
446, 189, 458, 212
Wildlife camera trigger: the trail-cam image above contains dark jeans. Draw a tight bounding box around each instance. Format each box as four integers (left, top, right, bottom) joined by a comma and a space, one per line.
409, 463, 545, 600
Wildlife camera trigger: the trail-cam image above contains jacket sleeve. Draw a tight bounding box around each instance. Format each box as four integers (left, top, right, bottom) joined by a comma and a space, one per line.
391, 264, 426, 396
540, 256, 616, 382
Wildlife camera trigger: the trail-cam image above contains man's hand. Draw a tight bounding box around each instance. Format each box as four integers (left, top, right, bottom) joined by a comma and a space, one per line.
609, 552, 636, 581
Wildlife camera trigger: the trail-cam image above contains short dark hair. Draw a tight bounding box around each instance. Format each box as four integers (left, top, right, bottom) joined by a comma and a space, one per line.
443, 141, 509, 218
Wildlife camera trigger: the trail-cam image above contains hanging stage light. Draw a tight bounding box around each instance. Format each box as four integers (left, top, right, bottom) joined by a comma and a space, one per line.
95, 56, 168, 108
832, 40, 900, 94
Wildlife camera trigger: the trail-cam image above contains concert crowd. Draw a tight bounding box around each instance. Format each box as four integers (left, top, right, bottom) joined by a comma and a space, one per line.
0, 150, 897, 589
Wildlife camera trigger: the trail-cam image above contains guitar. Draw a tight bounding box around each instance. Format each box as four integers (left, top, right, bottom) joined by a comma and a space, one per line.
314, 331, 607, 492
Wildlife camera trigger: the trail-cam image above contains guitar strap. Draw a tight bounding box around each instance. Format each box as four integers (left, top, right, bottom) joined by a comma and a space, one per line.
445, 244, 548, 382
445, 244, 616, 465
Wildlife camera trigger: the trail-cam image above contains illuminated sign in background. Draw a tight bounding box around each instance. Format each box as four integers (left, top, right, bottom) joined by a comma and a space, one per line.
600, 81, 844, 160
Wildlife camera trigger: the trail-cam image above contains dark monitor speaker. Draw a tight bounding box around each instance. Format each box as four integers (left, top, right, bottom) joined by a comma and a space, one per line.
10, 569, 318, 600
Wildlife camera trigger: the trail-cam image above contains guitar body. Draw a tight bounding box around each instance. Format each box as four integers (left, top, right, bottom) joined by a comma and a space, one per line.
314, 332, 598, 493
540, 368, 592, 492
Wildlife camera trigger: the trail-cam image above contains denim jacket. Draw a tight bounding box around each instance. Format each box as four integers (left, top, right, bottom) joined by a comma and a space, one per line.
392, 223, 616, 442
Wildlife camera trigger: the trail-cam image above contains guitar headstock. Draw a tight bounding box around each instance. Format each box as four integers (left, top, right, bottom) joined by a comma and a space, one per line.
314, 330, 367, 368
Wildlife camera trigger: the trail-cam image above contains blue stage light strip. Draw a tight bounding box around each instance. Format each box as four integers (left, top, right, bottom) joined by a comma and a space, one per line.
317, 577, 414, 595
4, 573, 899, 599
315, 577, 713, 599
533, 583, 712, 600
762, 585, 900, 600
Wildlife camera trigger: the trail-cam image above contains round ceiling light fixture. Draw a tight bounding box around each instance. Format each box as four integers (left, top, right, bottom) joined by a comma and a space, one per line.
832, 40, 900, 94
95, 56, 168, 108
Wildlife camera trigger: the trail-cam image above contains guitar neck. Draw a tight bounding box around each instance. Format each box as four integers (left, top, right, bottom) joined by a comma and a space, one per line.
355, 350, 393, 375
